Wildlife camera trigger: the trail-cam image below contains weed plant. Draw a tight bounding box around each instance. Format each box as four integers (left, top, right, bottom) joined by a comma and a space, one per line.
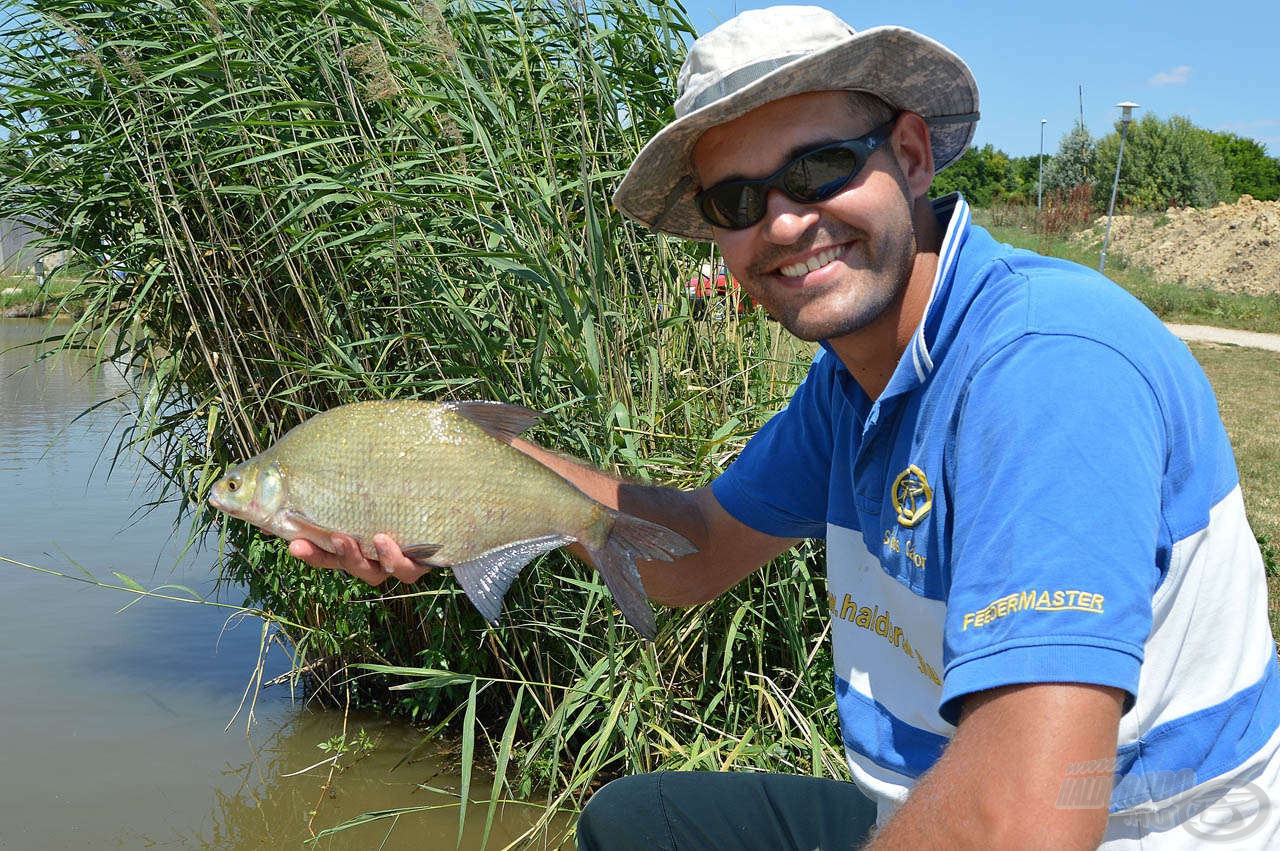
982, 184, 1097, 238
975, 208, 1280, 336
0, 0, 841, 842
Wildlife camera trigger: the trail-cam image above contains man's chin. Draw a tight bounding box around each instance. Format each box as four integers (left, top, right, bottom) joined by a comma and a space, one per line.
782, 321, 828, 343
778, 310, 873, 343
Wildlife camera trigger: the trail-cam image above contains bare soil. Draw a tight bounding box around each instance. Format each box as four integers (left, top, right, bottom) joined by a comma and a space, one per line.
1080, 195, 1280, 296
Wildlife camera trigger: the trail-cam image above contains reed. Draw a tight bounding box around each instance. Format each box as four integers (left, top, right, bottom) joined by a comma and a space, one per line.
0, 0, 837, 843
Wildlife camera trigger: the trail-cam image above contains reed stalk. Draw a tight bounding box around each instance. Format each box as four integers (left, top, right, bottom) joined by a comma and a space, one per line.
0, 0, 838, 842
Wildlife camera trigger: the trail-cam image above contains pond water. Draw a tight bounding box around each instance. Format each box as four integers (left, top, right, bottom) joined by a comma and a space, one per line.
0, 318, 564, 849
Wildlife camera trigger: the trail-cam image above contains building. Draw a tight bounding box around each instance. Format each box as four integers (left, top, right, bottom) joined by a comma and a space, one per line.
0, 217, 65, 276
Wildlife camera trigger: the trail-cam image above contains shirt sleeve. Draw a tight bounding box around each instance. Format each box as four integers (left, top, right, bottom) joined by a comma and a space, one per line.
939, 333, 1164, 725
711, 351, 840, 539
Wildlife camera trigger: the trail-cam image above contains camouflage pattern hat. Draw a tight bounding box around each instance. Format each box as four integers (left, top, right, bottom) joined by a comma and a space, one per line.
612, 5, 980, 241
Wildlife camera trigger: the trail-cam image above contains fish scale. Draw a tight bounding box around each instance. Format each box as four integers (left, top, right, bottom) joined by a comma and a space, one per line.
280, 402, 602, 560
207, 400, 696, 638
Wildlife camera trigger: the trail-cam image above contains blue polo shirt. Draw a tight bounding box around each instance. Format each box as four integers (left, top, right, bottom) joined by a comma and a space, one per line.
712, 195, 1280, 844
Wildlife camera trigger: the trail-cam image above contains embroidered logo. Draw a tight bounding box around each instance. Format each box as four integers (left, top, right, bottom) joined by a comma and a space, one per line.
891, 464, 932, 527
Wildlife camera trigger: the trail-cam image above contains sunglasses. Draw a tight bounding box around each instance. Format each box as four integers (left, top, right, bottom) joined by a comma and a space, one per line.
694, 116, 900, 230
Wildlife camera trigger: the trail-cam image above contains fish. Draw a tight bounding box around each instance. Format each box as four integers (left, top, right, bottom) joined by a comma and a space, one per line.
207, 400, 696, 639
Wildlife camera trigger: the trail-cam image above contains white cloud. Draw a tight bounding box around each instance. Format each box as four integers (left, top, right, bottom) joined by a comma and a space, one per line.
1148, 65, 1192, 86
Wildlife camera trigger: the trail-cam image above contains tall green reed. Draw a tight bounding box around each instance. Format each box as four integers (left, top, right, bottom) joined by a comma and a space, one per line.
1, 0, 840, 841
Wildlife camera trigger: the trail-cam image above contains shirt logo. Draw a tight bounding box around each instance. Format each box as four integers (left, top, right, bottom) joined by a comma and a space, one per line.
892, 464, 932, 527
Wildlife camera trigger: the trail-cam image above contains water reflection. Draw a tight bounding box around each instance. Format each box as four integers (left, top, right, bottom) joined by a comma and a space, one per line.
200, 709, 570, 850
1, 319, 568, 849
0, 319, 132, 466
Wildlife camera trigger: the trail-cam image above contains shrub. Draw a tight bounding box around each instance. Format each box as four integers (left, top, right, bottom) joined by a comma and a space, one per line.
0, 0, 841, 837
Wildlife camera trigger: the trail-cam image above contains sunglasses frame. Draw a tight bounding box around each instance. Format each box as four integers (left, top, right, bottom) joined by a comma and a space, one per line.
694, 115, 901, 230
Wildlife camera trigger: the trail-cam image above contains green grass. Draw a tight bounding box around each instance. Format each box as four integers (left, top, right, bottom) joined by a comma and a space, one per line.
0, 271, 83, 311
1190, 343, 1280, 581
5, 6, 1278, 845
977, 213, 1280, 335
0, 1, 835, 844
1193, 344, 1280, 541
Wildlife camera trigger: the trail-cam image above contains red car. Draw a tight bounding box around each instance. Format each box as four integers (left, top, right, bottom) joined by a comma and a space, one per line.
686, 263, 758, 318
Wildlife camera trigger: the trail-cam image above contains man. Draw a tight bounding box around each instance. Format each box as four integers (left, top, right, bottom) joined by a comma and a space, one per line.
293, 6, 1280, 848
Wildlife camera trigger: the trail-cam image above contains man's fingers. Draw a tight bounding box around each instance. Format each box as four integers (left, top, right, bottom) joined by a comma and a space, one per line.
287, 533, 433, 586
288, 538, 341, 570
289, 535, 389, 585
373, 534, 432, 584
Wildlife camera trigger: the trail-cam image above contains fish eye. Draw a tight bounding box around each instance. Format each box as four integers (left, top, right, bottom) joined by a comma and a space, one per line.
226, 475, 240, 492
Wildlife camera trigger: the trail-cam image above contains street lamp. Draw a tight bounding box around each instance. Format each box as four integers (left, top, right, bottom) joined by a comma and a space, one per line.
1099, 101, 1139, 273
1036, 118, 1047, 229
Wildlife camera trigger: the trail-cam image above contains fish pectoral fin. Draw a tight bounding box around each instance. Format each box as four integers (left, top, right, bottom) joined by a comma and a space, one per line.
451, 534, 574, 625
401, 543, 444, 567
447, 400, 544, 444
276, 509, 339, 551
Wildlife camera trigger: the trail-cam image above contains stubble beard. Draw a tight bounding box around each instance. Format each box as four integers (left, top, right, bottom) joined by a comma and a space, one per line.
744, 217, 919, 343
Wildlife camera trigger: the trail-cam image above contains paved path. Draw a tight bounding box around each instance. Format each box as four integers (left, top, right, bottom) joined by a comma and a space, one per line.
1167, 324, 1280, 353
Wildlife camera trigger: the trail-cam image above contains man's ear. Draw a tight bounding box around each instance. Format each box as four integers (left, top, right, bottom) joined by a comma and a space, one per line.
891, 112, 936, 200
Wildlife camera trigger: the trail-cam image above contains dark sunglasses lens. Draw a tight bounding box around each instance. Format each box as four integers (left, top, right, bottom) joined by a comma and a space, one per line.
784, 146, 861, 202
700, 183, 765, 229
697, 134, 878, 229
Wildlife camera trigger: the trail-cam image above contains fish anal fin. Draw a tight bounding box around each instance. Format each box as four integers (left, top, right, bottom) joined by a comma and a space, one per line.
448, 401, 544, 444
451, 534, 573, 625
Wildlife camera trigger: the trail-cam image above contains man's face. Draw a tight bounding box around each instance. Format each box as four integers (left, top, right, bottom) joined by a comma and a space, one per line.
691, 91, 919, 342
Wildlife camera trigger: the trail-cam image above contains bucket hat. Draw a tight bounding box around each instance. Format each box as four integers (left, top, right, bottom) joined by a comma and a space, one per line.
612, 5, 980, 241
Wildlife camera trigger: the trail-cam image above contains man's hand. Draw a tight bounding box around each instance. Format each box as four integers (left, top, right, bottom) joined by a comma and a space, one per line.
289, 533, 433, 586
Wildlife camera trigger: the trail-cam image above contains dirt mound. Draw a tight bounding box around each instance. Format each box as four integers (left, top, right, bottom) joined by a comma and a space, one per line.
1080, 196, 1280, 296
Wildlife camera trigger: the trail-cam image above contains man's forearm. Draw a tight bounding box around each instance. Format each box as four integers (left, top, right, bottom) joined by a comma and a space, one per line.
866, 683, 1119, 851
511, 437, 795, 605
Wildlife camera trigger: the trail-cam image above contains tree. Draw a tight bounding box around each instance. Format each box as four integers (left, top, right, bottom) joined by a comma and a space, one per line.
931, 143, 1020, 206
1208, 132, 1280, 201
1094, 114, 1231, 210
1041, 121, 1094, 197
1010, 153, 1045, 203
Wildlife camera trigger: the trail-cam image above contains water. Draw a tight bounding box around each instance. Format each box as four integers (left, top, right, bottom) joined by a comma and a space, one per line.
0, 319, 562, 849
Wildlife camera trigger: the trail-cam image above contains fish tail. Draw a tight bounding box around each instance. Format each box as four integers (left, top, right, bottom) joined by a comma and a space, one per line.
583, 513, 697, 641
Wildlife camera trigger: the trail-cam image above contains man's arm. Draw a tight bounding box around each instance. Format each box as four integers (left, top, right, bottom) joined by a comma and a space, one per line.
867, 682, 1124, 850
289, 436, 799, 605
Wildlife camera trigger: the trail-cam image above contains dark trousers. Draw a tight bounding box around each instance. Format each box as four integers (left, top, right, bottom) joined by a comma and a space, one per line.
576, 771, 879, 850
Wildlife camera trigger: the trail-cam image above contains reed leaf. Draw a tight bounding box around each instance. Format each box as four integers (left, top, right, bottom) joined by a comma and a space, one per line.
1, 0, 841, 842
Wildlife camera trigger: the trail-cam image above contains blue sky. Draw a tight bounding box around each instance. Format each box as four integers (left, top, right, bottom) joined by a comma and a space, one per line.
4, 1, 1275, 159
681, 0, 1280, 158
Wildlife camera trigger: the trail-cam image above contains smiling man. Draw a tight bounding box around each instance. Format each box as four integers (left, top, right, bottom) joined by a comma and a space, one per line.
293, 6, 1280, 848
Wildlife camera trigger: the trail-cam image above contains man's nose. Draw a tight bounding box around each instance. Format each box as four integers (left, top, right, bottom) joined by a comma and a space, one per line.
758, 189, 820, 243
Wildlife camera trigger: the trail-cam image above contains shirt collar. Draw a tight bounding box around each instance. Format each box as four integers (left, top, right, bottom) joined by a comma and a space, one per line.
908, 192, 971, 382
819, 193, 972, 393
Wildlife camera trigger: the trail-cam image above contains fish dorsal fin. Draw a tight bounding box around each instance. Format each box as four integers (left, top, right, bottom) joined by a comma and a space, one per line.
448, 401, 544, 445
451, 534, 574, 625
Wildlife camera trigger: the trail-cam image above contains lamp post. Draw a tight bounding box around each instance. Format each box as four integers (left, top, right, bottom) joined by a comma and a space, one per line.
1036, 118, 1047, 229
1099, 101, 1139, 273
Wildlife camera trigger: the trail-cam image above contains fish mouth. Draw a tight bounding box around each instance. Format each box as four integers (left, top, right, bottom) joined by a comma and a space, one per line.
208, 487, 249, 519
